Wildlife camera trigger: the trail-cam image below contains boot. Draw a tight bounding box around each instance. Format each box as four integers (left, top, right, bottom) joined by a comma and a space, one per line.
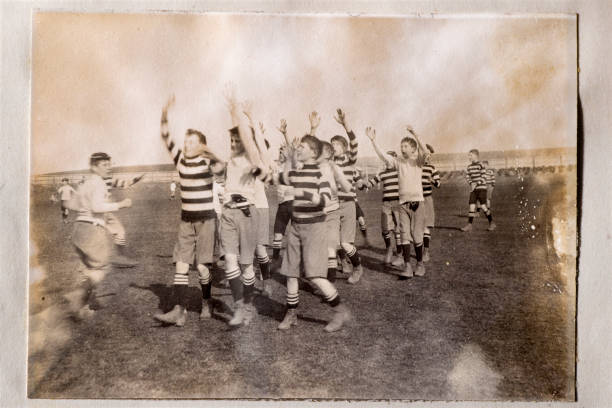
398, 263, 413, 280
199, 299, 213, 319
228, 300, 246, 327
278, 308, 298, 330
324, 304, 351, 332
414, 262, 426, 277
461, 224, 473, 232
112, 245, 139, 268
154, 305, 187, 326
347, 265, 363, 284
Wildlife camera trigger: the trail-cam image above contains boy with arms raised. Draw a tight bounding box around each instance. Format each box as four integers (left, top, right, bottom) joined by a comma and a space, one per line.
276, 133, 351, 332
366, 125, 428, 279
330, 109, 364, 284
421, 144, 441, 262
153, 96, 224, 327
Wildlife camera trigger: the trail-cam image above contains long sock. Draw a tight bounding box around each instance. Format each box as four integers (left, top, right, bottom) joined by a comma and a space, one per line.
310, 278, 339, 305
485, 209, 493, 222
257, 255, 271, 280
414, 243, 423, 263
327, 256, 337, 282
227, 267, 243, 302
173, 273, 189, 307
382, 232, 391, 249
272, 238, 282, 260
424, 235, 430, 249
402, 244, 411, 263
468, 216, 475, 224
286, 277, 299, 309
242, 275, 256, 304
346, 246, 361, 267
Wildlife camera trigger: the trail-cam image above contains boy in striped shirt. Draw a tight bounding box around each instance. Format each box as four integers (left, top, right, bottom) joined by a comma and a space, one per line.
461, 149, 496, 232
369, 152, 402, 265
482, 160, 496, 210
366, 125, 428, 279
63, 152, 133, 319
421, 145, 441, 262
331, 108, 364, 284
154, 96, 224, 327
276, 134, 351, 332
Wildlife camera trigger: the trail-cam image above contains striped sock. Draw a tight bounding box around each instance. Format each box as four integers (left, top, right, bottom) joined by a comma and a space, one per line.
382, 231, 391, 248
272, 239, 282, 260
242, 273, 256, 304
257, 255, 271, 280
326, 293, 340, 307
346, 246, 361, 267
173, 273, 189, 308
286, 292, 299, 309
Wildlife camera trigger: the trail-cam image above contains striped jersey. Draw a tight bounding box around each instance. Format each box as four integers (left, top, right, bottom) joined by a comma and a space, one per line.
319, 161, 340, 213
163, 133, 216, 221
371, 167, 399, 201
279, 163, 331, 224
333, 130, 358, 202
466, 161, 487, 191
484, 168, 496, 186
421, 164, 441, 197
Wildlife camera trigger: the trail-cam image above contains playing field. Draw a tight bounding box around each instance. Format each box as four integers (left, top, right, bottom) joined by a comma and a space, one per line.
28, 170, 576, 400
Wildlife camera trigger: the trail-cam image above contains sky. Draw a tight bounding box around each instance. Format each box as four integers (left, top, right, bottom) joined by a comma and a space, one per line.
31, 13, 577, 174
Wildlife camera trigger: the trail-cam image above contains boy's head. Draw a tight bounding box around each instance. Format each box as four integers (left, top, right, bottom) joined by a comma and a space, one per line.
400, 137, 418, 160
229, 128, 245, 156
482, 160, 489, 168
330, 135, 348, 157
184, 129, 207, 158
319, 141, 334, 162
468, 149, 479, 163
89, 152, 112, 178
61, 178, 69, 184
297, 134, 321, 163
278, 145, 288, 163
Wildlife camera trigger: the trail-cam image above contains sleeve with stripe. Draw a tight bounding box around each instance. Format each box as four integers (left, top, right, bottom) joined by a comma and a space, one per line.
346, 130, 358, 165
432, 166, 441, 188
161, 111, 182, 166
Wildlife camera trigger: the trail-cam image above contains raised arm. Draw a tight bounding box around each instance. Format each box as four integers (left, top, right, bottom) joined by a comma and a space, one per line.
160, 95, 182, 166
365, 126, 393, 169
334, 108, 358, 164
308, 111, 320, 136
224, 85, 263, 169
406, 125, 427, 167
330, 162, 353, 193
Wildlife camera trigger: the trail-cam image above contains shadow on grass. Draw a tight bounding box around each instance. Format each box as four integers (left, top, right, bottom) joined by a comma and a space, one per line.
436, 225, 464, 231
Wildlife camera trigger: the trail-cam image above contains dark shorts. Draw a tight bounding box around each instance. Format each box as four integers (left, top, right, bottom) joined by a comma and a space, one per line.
469, 189, 488, 205
273, 200, 293, 235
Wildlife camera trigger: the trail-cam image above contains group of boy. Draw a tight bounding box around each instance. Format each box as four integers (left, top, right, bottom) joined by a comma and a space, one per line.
62, 91, 496, 333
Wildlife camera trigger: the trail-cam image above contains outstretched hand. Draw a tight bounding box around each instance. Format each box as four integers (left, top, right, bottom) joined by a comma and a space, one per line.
333, 108, 346, 127
365, 126, 376, 141
276, 119, 287, 135
309, 111, 320, 130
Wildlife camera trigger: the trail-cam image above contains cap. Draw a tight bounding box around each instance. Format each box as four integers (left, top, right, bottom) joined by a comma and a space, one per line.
90, 152, 111, 161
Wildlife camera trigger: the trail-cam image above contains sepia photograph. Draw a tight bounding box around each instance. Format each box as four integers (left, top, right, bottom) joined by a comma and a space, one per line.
27, 11, 577, 401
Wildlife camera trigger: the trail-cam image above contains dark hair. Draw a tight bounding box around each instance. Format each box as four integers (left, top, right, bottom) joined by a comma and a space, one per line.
300, 134, 322, 158
482, 160, 489, 165
469, 149, 480, 156
330, 135, 348, 150
400, 137, 417, 149
186, 129, 207, 145
61, 178, 69, 182
386, 150, 397, 158
426, 144, 435, 154
321, 141, 333, 158
90, 152, 111, 166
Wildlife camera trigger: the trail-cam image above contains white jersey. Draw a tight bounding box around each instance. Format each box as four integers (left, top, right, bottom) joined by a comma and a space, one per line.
57, 184, 75, 201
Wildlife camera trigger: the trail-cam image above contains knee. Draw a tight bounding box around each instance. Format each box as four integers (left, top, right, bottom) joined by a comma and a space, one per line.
255, 245, 267, 258
224, 254, 239, 272
340, 242, 354, 252
196, 263, 210, 279
176, 261, 190, 275
240, 264, 255, 281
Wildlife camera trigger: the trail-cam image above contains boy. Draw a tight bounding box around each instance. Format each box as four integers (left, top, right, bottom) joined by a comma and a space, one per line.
57, 178, 76, 224
276, 134, 351, 332
62, 152, 132, 318
421, 145, 441, 262
103, 173, 144, 267
369, 152, 402, 265
154, 96, 224, 327
461, 150, 496, 232
331, 109, 364, 284
170, 180, 177, 200
216, 88, 268, 327
366, 125, 428, 279
482, 160, 496, 210
309, 111, 353, 283
271, 144, 294, 267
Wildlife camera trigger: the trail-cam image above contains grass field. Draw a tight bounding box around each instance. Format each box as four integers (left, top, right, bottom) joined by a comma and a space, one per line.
28, 170, 576, 401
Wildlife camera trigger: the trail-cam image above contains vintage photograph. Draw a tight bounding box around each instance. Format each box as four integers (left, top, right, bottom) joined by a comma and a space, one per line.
28, 12, 577, 400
